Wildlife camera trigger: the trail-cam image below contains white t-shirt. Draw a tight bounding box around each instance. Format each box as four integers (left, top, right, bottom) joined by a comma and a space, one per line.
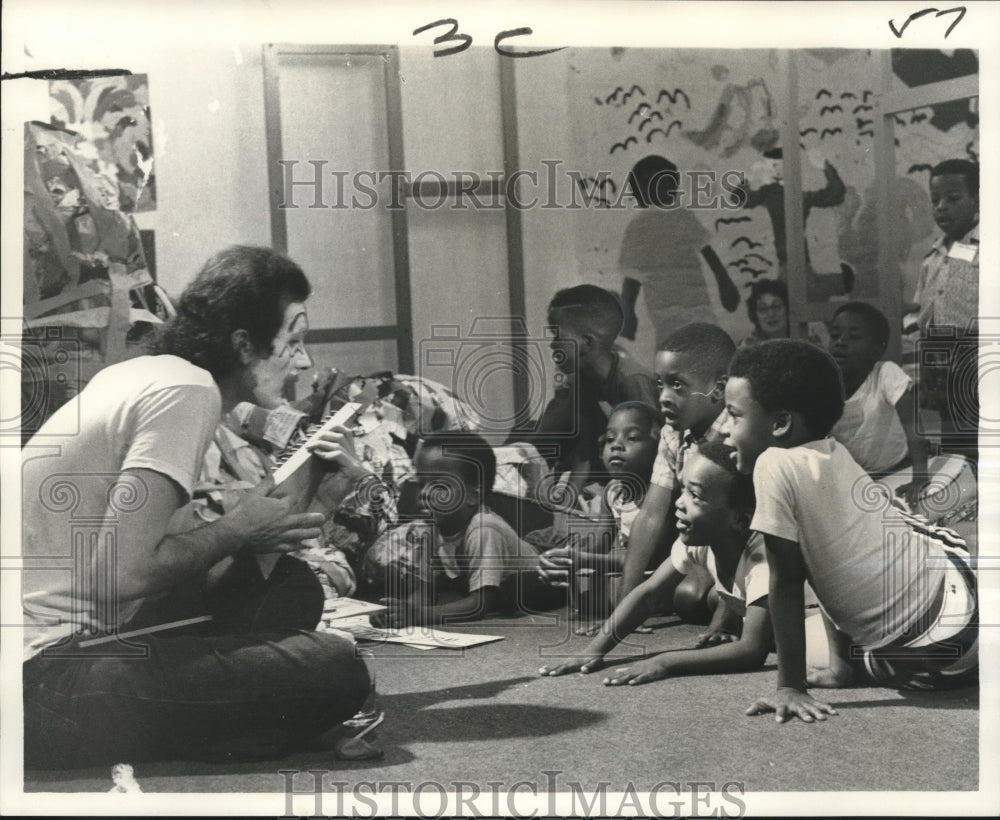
750, 440, 946, 649
21, 355, 221, 659
670, 532, 768, 618
436, 508, 540, 593
831, 360, 911, 473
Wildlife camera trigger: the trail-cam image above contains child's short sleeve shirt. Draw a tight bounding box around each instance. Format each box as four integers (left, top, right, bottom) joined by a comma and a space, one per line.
437, 508, 540, 593
750, 440, 947, 648
669, 532, 768, 617
831, 360, 911, 473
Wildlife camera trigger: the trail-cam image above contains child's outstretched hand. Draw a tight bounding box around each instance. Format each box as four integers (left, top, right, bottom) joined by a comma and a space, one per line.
603, 657, 669, 686
538, 654, 604, 676
745, 687, 838, 723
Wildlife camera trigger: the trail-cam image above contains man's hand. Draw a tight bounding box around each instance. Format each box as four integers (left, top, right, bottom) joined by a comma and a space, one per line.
307, 425, 362, 472
603, 656, 670, 686
226, 484, 325, 553
538, 547, 573, 588
746, 687, 838, 723
538, 653, 604, 676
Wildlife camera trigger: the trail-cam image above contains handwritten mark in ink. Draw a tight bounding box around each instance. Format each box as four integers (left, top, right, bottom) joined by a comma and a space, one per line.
888, 7, 966, 39
413, 19, 565, 58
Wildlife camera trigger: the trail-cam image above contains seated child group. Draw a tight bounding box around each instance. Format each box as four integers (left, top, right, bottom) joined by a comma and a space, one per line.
21, 159, 980, 767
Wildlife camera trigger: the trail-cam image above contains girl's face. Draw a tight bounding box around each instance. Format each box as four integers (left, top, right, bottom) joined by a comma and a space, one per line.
601, 408, 659, 482
755, 294, 788, 339
829, 311, 883, 385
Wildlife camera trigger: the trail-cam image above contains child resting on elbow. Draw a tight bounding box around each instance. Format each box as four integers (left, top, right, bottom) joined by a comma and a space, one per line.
538, 439, 777, 685
376, 431, 547, 628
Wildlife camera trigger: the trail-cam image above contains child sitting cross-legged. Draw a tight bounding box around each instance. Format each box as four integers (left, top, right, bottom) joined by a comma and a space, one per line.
725, 340, 978, 725
538, 439, 778, 684
375, 431, 550, 628
827, 301, 929, 507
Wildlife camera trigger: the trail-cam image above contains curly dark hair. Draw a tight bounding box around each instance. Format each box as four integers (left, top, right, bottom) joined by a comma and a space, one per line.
548, 284, 625, 341
728, 339, 845, 438
931, 158, 979, 197
418, 430, 497, 496
832, 301, 890, 350
152, 246, 311, 379
746, 278, 788, 333
659, 322, 736, 380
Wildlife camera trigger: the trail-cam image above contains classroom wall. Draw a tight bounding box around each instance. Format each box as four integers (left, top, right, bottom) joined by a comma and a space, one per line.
14, 37, 979, 419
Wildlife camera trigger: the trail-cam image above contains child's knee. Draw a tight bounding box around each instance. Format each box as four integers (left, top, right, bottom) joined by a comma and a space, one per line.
673, 573, 715, 625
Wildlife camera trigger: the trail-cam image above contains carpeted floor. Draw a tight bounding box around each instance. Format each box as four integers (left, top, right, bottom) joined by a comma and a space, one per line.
24, 610, 979, 794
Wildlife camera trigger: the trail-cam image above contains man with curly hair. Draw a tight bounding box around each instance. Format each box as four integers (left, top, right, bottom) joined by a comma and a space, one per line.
22, 245, 371, 767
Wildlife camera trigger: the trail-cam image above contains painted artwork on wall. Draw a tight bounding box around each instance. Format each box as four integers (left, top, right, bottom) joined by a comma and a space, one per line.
49, 73, 155, 212
565, 48, 978, 365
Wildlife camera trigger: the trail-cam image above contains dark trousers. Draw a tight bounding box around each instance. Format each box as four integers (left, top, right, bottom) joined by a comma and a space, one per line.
23, 554, 370, 769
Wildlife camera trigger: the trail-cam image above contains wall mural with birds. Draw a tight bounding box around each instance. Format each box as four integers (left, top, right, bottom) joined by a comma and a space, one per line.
564, 47, 978, 365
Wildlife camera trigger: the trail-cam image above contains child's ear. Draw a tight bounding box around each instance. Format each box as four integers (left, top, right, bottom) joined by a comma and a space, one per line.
709, 375, 727, 402
231, 329, 255, 364
771, 410, 793, 439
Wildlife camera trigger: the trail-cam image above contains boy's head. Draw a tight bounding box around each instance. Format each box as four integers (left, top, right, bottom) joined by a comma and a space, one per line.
929, 159, 979, 241
600, 401, 664, 484
655, 323, 735, 434
413, 431, 496, 536
547, 285, 624, 375
155, 246, 313, 403
724, 340, 845, 474
829, 301, 889, 384
675, 439, 754, 547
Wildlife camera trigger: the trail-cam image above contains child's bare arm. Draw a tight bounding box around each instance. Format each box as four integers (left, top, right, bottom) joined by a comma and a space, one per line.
695, 596, 742, 648
619, 483, 674, 598
539, 556, 682, 677
603, 600, 772, 685
746, 535, 837, 723
894, 387, 931, 509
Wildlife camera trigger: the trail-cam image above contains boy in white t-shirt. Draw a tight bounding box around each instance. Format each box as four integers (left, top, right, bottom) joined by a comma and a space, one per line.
828, 301, 929, 506
724, 340, 977, 725
538, 440, 779, 684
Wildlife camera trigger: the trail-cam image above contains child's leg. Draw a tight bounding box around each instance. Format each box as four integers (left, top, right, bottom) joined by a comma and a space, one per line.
863, 548, 978, 690
806, 610, 857, 687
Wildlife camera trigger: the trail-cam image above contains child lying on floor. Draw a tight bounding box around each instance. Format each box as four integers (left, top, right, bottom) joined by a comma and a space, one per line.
375, 431, 552, 627
538, 439, 781, 684
725, 340, 978, 725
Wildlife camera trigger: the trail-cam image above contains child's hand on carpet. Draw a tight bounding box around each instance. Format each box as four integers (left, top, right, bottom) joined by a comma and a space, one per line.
603, 657, 669, 686
538, 654, 604, 676
745, 687, 838, 724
